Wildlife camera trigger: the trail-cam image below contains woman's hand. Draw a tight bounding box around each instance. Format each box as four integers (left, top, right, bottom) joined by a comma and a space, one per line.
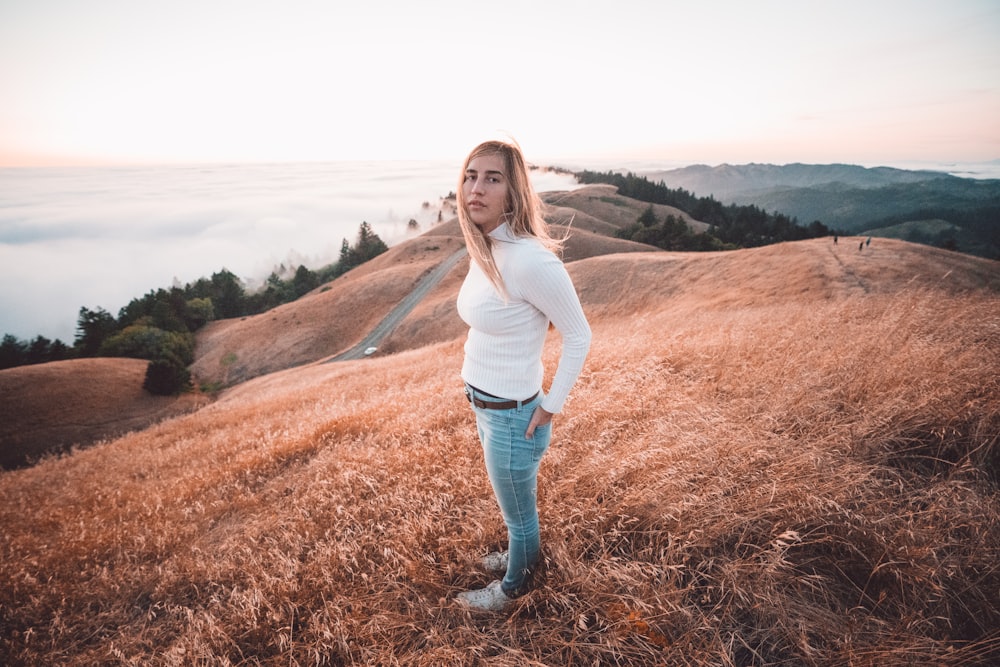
525, 405, 554, 439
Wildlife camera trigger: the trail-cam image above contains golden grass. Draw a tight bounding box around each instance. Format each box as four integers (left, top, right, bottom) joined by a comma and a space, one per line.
1, 239, 998, 666
0, 358, 210, 469
190, 235, 469, 387
541, 185, 709, 234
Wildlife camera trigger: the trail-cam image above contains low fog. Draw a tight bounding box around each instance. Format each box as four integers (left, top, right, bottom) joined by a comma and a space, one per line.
0, 162, 582, 343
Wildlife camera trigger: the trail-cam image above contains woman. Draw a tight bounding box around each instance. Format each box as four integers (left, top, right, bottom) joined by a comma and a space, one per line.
454, 140, 591, 611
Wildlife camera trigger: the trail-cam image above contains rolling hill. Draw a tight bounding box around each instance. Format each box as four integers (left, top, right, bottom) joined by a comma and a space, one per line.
0, 358, 210, 469
1, 182, 998, 665
644, 163, 1000, 259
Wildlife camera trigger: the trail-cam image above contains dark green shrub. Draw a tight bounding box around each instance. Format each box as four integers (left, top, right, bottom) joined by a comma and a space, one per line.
143, 357, 192, 396
100, 323, 194, 365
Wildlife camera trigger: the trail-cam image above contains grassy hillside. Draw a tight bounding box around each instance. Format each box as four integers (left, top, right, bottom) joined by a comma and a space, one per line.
0, 358, 210, 469
541, 184, 710, 234
645, 164, 1000, 259
1, 236, 998, 665
190, 235, 469, 388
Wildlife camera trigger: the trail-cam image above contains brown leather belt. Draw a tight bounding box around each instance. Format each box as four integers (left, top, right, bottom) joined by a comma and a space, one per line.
465, 385, 539, 410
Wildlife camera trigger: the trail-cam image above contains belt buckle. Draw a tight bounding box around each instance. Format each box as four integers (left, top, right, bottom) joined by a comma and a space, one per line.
465, 386, 488, 408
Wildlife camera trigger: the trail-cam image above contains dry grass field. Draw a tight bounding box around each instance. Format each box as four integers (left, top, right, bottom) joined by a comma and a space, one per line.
1, 217, 998, 663
0, 358, 211, 469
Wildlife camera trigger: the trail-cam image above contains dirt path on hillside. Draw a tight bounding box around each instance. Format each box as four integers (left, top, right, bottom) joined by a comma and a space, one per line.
326, 248, 468, 361
825, 238, 872, 294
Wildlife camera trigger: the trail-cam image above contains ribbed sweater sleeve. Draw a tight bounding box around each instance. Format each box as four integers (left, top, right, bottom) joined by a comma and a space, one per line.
509, 245, 592, 413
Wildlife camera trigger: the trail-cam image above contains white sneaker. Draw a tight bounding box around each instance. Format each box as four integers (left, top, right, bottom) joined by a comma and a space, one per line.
481, 551, 509, 573
456, 580, 512, 611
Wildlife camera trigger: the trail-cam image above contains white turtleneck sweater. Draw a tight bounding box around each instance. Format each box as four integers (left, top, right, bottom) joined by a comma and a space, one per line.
457, 222, 591, 414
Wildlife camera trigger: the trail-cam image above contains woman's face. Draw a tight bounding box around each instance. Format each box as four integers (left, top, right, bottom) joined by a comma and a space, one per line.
463, 153, 509, 234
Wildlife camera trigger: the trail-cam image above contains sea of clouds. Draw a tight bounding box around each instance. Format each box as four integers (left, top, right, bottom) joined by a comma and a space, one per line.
0, 161, 583, 343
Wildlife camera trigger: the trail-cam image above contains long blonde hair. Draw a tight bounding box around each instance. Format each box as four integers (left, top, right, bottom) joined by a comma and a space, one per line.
457, 140, 562, 297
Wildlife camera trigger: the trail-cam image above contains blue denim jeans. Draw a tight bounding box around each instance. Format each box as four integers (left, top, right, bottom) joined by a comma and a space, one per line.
466, 384, 552, 596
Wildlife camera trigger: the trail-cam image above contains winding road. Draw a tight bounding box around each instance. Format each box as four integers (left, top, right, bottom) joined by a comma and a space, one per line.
326, 248, 468, 361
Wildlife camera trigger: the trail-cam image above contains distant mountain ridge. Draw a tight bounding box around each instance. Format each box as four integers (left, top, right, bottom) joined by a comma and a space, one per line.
646, 163, 958, 200
642, 163, 1000, 259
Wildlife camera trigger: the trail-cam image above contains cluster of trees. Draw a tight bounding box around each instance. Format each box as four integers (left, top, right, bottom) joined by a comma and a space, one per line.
578, 170, 835, 250
0, 335, 74, 369
1, 222, 389, 394
617, 206, 728, 252
866, 205, 1000, 259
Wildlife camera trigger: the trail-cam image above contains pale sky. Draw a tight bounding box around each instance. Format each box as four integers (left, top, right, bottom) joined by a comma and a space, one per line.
1, 0, 998, 167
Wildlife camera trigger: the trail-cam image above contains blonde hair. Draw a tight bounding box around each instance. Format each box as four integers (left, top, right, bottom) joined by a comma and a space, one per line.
457, 140, 562, 298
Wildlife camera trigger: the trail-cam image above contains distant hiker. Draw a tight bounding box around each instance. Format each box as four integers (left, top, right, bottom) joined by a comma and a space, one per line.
834, 235, 838, 245
866, 236, 872, 247
454, 140, 591, 611
859, 241, 864, 251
